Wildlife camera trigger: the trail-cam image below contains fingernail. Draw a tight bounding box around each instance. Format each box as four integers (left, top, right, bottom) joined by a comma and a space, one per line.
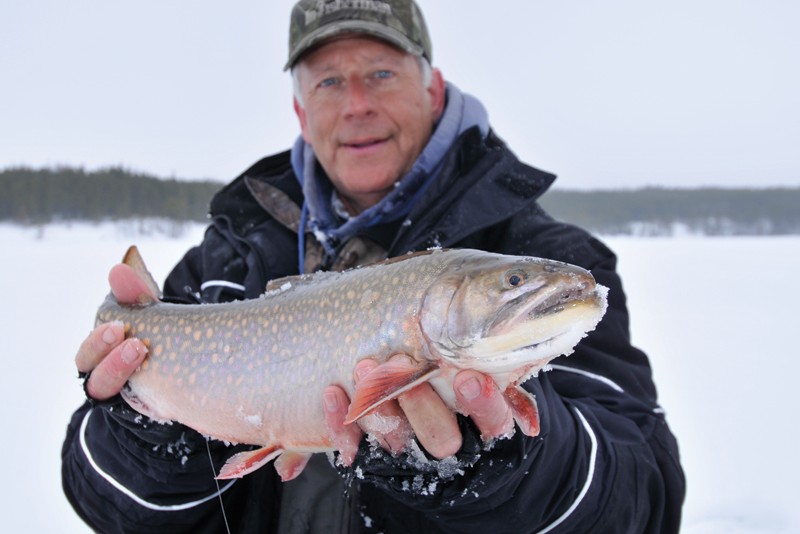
102, 324, 119, 345
323, 390, 339, 412
458, 376, 482, 401
355, 364, 373, 381
121, 341, 142, 365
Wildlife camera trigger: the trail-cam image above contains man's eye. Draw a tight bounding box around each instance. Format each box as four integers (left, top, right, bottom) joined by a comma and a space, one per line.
318, 78, 339, 88
373, 70, 394, 80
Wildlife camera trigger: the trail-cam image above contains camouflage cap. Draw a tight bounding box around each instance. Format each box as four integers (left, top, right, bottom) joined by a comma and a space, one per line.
285, 0, 432, 70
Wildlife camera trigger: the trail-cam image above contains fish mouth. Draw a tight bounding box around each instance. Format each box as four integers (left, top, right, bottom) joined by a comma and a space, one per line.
455, 281, 608, 377
487, 276, 598, 338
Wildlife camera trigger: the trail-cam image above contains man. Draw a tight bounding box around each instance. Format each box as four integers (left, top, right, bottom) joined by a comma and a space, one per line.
62, 1, 685, 532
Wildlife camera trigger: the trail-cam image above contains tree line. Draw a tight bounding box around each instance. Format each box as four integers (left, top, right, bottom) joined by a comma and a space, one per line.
0, 166, 221, 224
540, 187, 800, 236
2, 166, 798, 236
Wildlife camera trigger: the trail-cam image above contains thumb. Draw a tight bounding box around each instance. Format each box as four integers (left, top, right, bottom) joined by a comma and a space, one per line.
108, 263, 159, 305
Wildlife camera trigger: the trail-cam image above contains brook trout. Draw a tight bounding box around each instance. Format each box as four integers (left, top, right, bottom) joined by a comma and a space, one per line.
97, 247, 608, 480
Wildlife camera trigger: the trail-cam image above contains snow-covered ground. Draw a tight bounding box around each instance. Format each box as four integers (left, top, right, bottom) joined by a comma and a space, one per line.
1, 222, 797, 532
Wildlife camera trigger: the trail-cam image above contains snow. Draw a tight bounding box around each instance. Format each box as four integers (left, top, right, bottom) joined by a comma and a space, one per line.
1, 223, 798, 532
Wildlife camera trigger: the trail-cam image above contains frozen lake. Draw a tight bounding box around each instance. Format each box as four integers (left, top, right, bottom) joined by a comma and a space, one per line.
1, 223, 797, 533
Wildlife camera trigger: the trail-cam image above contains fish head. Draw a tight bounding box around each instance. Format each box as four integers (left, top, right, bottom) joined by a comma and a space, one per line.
420, 250, 608, 379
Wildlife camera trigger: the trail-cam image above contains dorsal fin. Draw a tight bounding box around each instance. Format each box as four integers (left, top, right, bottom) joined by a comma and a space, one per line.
122, 245, 162, 301
378, 249, 440, 266
263, 270, 341, 295
260, 250, 445, 296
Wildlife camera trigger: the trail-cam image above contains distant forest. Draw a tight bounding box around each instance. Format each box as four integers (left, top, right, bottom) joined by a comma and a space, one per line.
0, 166, 221, 224
2, 166, 799, 236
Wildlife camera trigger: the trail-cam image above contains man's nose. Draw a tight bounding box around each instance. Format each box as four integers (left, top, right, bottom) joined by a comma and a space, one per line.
343, 79, 375, 118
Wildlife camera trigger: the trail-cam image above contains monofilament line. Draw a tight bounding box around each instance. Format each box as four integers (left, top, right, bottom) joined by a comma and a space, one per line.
206, 439, 231, 534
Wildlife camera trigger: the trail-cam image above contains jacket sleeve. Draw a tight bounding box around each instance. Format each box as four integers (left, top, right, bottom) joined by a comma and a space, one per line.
352, 217, 685, 533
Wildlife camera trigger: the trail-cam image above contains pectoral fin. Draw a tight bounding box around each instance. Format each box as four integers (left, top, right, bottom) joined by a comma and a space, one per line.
504, 385, 540, 437
345, 359, 439, 424
216, 446, 282, 479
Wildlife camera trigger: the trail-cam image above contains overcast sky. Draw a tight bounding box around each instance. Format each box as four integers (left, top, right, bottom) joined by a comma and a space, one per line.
2, 0, 798, 190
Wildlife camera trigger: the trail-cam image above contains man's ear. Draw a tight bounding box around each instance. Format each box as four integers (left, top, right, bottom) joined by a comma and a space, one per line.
428, 68, 447, 121
294, 97, 311, 143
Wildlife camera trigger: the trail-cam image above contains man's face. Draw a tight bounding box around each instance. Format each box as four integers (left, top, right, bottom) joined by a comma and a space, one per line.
294, 36, 445, 214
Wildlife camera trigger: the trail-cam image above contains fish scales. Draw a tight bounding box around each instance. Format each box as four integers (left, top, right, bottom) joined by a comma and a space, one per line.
98, 251, 449, 446
96, 247, 608, 479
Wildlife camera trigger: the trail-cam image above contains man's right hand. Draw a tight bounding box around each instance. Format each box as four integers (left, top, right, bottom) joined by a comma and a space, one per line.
74, 263, 156, 401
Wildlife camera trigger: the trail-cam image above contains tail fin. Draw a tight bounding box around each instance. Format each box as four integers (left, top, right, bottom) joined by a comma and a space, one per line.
122, 245, 162, 302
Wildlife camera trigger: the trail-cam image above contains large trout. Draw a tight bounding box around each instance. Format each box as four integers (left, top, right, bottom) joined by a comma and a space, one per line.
97, 247, 608, 480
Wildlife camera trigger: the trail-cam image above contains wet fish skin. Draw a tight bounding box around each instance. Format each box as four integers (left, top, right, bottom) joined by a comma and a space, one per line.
96, 246, 607, 480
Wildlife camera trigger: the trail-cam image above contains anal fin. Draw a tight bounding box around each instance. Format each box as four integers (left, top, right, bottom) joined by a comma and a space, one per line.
274, 451, 312, 482
504, 385, 540, 437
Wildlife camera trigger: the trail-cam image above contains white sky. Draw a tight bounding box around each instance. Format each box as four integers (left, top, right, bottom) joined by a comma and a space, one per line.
1, 0, 798, 190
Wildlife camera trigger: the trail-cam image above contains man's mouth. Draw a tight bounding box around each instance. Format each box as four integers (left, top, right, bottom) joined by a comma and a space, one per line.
342, 137, 388, 150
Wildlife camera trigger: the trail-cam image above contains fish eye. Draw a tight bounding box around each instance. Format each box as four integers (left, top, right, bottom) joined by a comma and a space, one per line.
504, 270, 527, 288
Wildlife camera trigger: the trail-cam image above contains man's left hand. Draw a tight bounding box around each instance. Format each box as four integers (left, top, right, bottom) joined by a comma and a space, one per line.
323, 358, 515, 465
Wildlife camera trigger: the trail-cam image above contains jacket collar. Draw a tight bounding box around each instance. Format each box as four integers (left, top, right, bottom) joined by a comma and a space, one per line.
219, 126, 555, 257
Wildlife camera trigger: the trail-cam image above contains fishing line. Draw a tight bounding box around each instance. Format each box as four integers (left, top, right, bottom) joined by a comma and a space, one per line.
206, 439, 232, 534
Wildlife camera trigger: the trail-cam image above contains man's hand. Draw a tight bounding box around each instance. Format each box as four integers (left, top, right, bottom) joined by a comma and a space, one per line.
74, 263, 155, 400
323, 358, 515, 465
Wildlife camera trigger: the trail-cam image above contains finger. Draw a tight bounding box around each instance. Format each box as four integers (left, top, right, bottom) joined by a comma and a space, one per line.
323, 386, 363, 466
454, 370, 514, 441
84, 338, 148, 400
398, 382, 461, 459
109, 263, 158, 304
75, 321, 126, 374
352, 359, 413, 455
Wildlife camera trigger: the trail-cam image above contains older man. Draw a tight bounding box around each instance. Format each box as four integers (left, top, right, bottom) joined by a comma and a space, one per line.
63, 1, 685, 532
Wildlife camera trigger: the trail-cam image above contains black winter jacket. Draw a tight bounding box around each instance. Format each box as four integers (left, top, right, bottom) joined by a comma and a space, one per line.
62, 129, 685, 533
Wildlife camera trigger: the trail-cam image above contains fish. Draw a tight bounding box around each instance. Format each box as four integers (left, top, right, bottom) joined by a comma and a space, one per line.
96, 246, 608, 481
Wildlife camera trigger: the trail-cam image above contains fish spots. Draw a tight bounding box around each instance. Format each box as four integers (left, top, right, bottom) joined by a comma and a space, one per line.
359, 289, 382, 309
